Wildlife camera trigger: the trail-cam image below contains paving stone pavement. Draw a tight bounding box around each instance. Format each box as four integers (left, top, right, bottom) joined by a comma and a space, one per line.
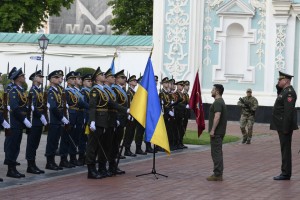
1, 120, 300, 199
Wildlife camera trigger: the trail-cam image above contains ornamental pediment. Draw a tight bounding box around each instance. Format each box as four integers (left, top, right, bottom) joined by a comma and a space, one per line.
216, 0, 255, 16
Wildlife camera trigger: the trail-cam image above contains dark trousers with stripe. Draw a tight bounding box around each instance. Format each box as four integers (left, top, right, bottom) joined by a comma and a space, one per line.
26, 126, 43, 161
4, 128, 23, 165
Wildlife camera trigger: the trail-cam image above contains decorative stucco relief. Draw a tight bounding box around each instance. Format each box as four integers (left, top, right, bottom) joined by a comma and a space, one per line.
203, 0, 224, 66
250, 0, 266, 69
164, 0, 190, 79
275, 24, 287, 71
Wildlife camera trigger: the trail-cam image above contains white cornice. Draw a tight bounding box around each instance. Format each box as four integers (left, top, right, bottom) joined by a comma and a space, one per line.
272, 0, 292, 16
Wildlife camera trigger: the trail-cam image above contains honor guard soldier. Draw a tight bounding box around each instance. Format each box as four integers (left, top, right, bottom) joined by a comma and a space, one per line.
26, 70, 47, 174
0, 72, 11, 182
5, 68, 31, 178
183, 81, 190, 135
45, 70, 69, 171
86, 67, 109, 179
174, 81, 188, 149
5, 67, 17, 93
112, 70, 129, 159
271, 71, 298, 181
103, 69, 128, 176
159, 77, 176, 150
123, 75, 138, 157
79, 73, 93, 166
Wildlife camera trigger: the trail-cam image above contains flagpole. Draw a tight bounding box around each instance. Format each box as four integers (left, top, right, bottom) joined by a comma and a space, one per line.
136, 46, 168, 179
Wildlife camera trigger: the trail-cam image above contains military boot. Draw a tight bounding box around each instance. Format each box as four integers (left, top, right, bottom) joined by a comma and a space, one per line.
246, 139, 251, 144
97, 162, 108, 178
77, 153, 85, 166
6, 165, 22, 178
124, 148, 136, 157
242, 137, 247, 144
70, 154, 79, 166
108, 161, 117, 176
135, 145, 147, 155
59, 156, 73, 168
145, 143, 154, 153
206, 174, 223, 181
241, 127, 247, 144
46, 156, 63, 170
27, 160, 41, 174
87, 164, 101, 179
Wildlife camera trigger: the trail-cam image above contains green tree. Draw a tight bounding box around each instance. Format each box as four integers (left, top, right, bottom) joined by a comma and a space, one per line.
75, 67, 96, 76
0, 0, 74, 33
108, 0, 153, 35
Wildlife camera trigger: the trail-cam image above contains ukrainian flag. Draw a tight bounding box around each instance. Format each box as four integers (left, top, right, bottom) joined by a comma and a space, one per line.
130, 57, 170, 154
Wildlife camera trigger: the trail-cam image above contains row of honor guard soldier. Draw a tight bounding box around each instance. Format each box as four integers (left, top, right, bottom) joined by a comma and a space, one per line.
0, 66, 191, 181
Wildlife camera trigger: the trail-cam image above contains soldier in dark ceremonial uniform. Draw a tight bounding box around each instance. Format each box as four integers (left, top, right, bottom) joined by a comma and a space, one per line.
26, 70, 47, 174
60, 71, 88, 168
112, 70, 129, 159
174, 81, 188, 149
159, 77, 177, 150
0, 72, 11, 182
123, 75, 138, 157
5, 68, 31, 178
183, 81, 191, 134
103, 69, 128, 176
271, 71, 298, 181
78, 74, 93, 166
86, 67, 109, 179
5, 67, 17, 93
45, 70, 69, 171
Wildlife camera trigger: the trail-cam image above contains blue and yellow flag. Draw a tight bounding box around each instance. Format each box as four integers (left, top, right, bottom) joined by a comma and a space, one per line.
130, 57, 170, 154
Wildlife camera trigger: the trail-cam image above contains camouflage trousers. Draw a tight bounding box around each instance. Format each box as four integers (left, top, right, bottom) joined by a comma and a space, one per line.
240, 114, 255, 140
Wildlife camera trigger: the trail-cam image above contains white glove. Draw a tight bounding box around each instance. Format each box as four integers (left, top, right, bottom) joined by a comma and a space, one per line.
168, 111, 174, 117
47, 103, 50, 108
23, 118, 32, 128
90, 121, 96, 131
7, 106, 10, 111
186, 104, 189, 109
40, 115, 48, 126
61, 116, 69, 125
1, 120, 10, 129
31, 105, 35, 111
128, 115, 131, 120
66, 104, 69, 109
127, 108, 130, 113
116, 120, 120, 127
84, 118, 86, 124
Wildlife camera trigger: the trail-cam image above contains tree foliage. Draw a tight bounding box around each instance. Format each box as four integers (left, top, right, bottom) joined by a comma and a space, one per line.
108, 0, 153, 35
0, 0, 74, 33
75, 67, 96, 76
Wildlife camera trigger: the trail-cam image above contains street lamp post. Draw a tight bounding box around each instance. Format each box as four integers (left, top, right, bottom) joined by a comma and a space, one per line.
38, 34, 49, 91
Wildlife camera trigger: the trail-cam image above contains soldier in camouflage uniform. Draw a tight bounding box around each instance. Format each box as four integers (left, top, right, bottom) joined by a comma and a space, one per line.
237, 88, 258, 144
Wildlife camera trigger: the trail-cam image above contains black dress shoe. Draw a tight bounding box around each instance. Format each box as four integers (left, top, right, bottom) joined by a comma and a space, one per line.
7, 170, 21, 178
119, 155, 126, 159
46, 163, 60, 171
17, 171, 25, 178
27, 166, 41, 174
59, 160, 73, 168
115, 167, 125, 175
124, 150, 137, 157
273, 175, 290, 180
88, 170, 102, 179
35, 166, 45, 174
136, 149, 147, 155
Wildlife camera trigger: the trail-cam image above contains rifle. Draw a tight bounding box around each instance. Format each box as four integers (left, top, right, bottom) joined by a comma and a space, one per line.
43, 64, 50, 132
239, 97, 250, 108
239, 97, 255, 115
26, 91, 33, 134
63, 66, 70, 131
3, 92, 11, 136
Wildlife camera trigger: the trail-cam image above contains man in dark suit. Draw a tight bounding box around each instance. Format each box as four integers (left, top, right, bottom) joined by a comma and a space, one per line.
271, 71, 298, 181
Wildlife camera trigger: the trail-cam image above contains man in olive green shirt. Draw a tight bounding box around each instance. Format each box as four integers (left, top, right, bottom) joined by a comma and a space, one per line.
207, 84, 227, 181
